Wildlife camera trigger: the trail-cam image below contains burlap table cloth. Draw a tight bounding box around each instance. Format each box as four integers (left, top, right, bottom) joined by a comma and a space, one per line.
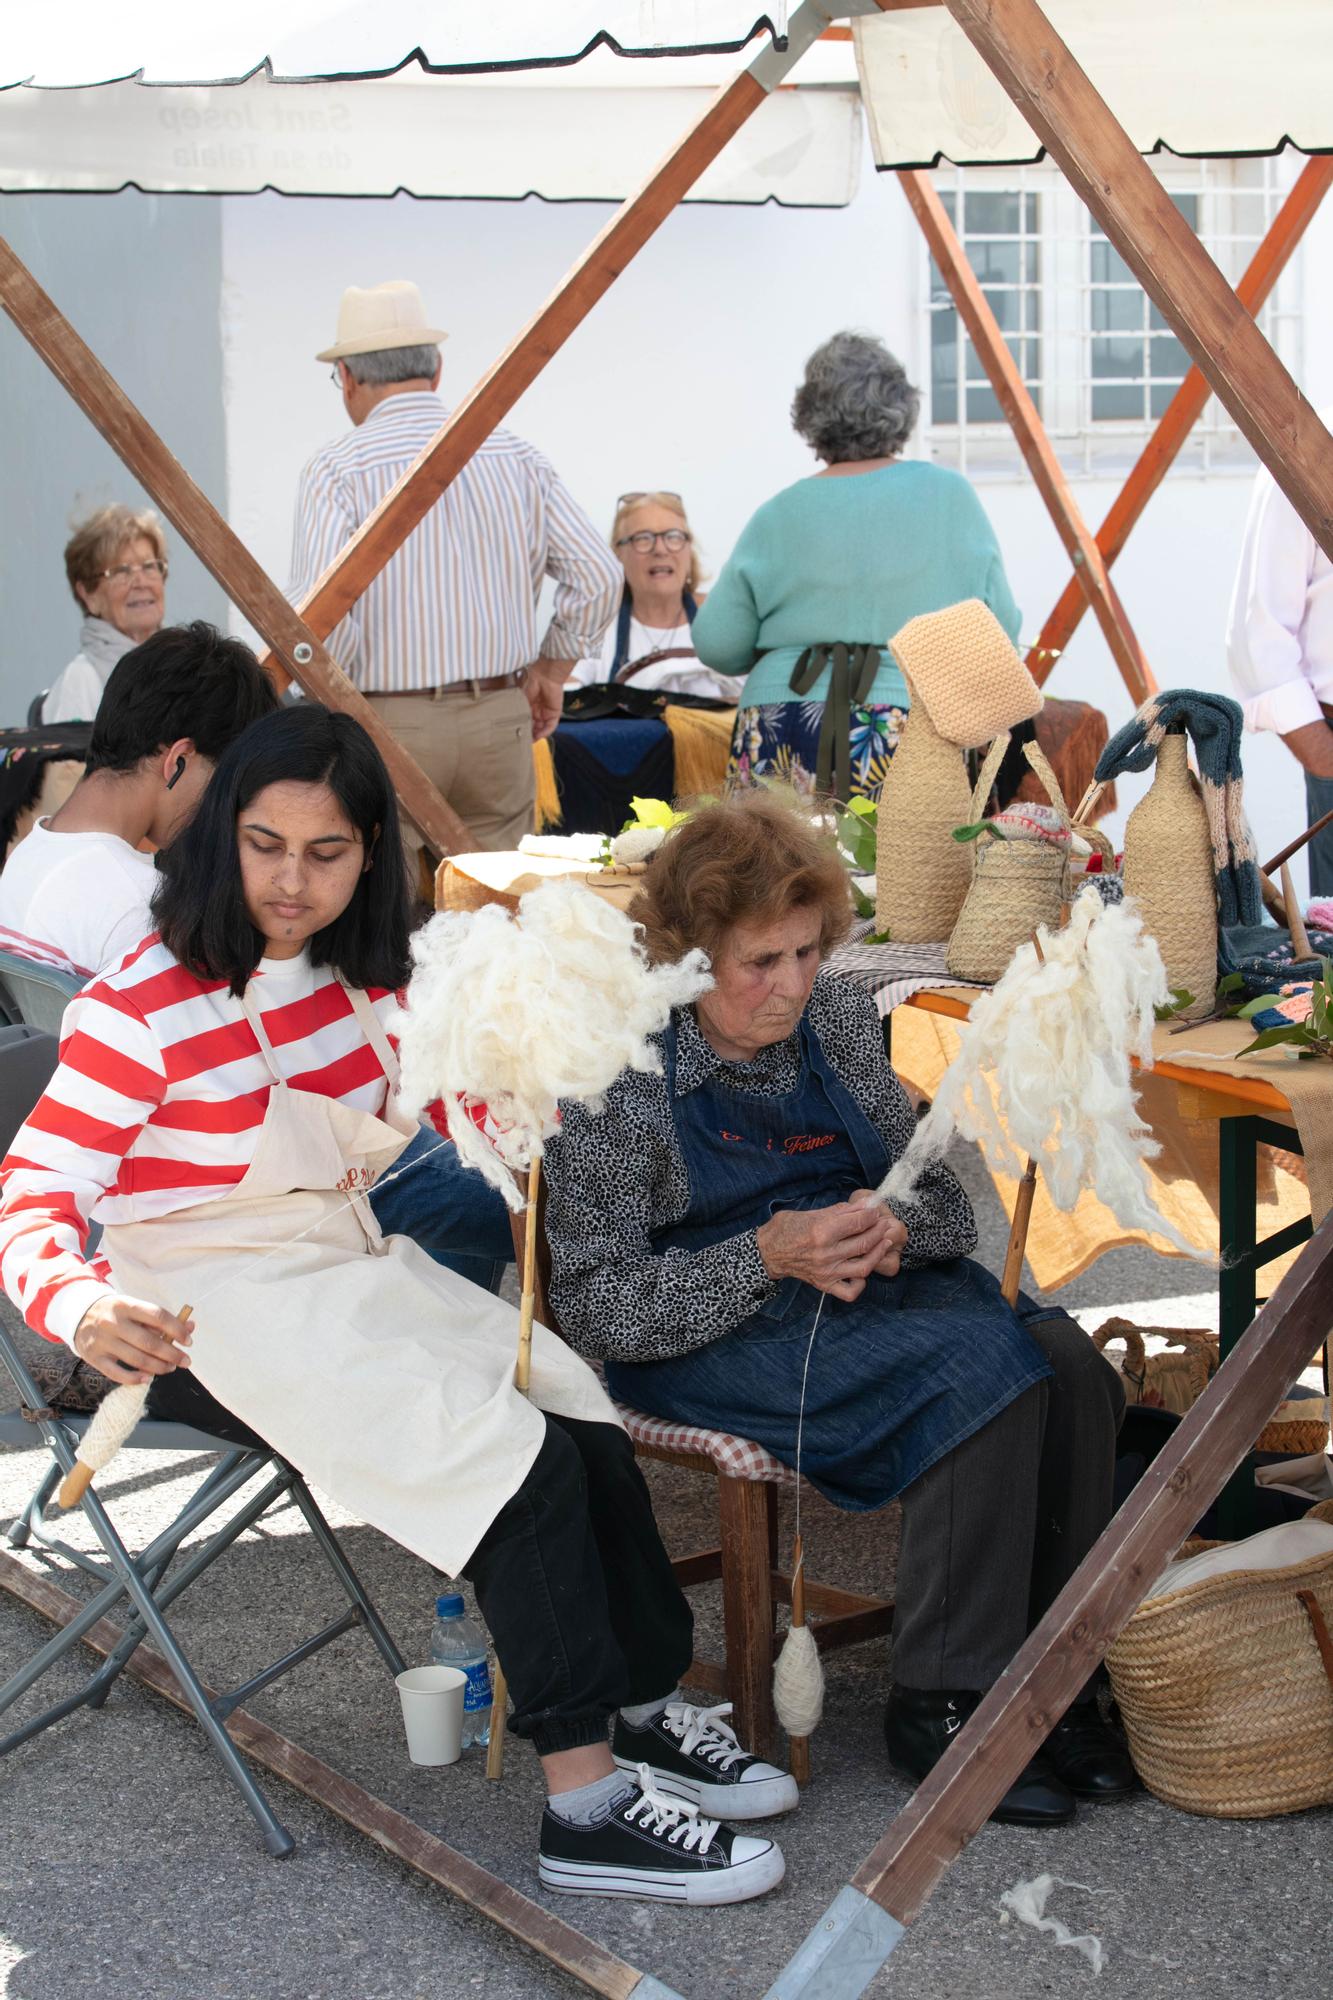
889, 1000, 1327, 1292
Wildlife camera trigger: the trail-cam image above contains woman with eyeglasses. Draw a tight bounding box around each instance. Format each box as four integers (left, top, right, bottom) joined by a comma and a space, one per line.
693, 332, 1021, 805
42, 505, 170, 724
571, 492, 742, 704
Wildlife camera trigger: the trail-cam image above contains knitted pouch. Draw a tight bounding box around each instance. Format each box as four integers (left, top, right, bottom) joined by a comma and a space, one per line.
887, 599, 1042, 750
875, 683, 974, 943
946, 734, 1113, 983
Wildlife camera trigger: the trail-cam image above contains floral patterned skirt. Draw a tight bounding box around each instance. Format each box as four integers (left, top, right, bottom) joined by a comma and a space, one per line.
727, 698, 908, 804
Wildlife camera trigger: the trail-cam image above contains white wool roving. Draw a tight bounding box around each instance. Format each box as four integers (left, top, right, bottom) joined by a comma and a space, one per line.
879, 889, 1211, 1260
394, 878, 713, 1208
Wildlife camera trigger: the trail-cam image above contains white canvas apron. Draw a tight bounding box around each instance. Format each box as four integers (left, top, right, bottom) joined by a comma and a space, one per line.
100, 975, 619, 1577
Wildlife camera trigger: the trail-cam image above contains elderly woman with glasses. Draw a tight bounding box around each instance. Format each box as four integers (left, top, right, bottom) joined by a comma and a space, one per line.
693, 331, 1020, 804
43, 504, 170, 724
543, 791, 1134, 1828
571, 491, 741, 704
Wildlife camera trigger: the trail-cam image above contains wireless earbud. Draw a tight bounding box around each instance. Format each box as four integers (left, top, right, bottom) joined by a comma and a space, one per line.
165, 756, 188, 791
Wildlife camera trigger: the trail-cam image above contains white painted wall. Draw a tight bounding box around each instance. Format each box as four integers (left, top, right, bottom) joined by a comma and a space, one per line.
216, 147, 1333, 891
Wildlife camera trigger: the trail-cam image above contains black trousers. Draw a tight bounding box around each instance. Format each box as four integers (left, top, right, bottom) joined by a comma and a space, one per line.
891, 1316, 1126, 1691
148, 1373, 693, 1758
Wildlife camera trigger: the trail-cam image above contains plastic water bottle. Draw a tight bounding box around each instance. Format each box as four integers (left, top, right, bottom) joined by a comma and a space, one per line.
429, 1594, 493, 1750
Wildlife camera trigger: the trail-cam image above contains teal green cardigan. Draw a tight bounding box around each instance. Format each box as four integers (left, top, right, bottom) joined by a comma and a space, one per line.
691, 461, 1021, 709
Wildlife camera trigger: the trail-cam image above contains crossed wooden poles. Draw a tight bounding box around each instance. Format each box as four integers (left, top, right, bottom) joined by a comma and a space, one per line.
2, 0, 1333, 1994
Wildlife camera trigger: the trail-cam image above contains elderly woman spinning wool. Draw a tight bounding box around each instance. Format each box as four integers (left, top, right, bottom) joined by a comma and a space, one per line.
544, 793, 1135, 1827
0, 705, 795, 1909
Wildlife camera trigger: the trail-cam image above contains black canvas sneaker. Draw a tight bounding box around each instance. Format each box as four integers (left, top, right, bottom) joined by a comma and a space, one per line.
612, 1699, 799, 1819
538, 1762, 785, 1905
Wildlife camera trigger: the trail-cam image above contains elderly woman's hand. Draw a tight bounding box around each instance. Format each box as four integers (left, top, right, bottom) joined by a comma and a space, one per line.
849, 1188, 909, 1278
74, 1296, 193, 1387
756, 1200, 900, 1302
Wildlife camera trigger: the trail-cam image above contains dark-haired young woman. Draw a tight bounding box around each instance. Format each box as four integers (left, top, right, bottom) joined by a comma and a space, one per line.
0, 705, 793, 1902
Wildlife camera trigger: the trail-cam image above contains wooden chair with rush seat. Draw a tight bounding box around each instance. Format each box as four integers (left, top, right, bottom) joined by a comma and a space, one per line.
507, 1181, 895, 1767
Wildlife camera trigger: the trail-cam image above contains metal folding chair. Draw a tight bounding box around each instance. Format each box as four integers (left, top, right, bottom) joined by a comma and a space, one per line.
0, 949, 84, 1036
0, 1321, 407, 1855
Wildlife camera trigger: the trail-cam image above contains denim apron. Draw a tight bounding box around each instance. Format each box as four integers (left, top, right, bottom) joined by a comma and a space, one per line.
604, 1015, 1052, 1511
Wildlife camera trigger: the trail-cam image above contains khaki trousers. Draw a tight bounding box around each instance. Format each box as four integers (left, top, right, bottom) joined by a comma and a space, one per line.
363, 685, 535, 854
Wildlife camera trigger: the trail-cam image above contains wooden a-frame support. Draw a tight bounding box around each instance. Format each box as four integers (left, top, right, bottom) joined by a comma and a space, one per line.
1028, 153, 1333, 684
896, 166, 1155, 707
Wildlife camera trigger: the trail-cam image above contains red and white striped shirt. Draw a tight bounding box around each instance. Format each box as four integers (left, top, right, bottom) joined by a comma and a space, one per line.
0, 935, 399, 1348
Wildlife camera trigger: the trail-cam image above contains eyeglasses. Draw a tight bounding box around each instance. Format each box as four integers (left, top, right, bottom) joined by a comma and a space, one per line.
329, 366, 343, 385
95, 560, 168, 584
616, 529, 691, 553
618, 490, 684, 508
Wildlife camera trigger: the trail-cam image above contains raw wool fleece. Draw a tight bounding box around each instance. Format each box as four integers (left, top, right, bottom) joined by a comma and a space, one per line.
394, 878, 713, 1210
879, 888, 1211, 1260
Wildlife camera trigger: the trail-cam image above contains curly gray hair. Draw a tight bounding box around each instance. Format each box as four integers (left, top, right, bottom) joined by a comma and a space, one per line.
791, 331, 920, 464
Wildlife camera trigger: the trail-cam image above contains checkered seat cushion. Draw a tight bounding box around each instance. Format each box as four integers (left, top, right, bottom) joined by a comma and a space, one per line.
612, 1400, 797, 1487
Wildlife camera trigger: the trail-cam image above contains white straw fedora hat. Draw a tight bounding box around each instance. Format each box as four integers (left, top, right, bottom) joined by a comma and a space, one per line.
316, 280, 448, 363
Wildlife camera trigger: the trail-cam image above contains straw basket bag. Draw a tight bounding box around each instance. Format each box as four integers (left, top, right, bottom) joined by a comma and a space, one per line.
1106, 1501, 1333, 1818
1092, 1319, 1217, 1418
1122, 727, 1217, 1023
946, 734, 1113, 983
875, 685, 973, 944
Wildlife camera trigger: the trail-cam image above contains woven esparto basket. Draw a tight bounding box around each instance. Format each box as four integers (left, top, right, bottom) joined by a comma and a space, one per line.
946, 733, 1112, 983
1255, 1397, 1331, 1457
1106, 1499, 1333, 1818
1092, 1319, 1218, 1417
875, 681, 974, 944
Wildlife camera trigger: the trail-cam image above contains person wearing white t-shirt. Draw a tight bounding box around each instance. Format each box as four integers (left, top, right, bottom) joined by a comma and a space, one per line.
0, 620, 513, 1292
0, 623, 278, 978
569, 491, 743, 703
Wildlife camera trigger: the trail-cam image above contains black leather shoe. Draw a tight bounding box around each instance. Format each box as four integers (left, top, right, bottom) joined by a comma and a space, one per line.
884, 1686, 1076, 1828
1046, 1703, 1140, 1799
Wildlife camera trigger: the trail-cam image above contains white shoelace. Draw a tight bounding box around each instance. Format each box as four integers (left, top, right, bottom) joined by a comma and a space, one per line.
625, 1762, 720, 1851
662, 1700, 748, 1772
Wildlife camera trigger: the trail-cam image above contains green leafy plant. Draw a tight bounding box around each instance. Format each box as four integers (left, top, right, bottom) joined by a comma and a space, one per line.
1153, 988, 1197, 1022
829, 796, 878, 918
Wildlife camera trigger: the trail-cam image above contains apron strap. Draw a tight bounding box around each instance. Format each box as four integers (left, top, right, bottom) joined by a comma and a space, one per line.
239, 983, 287, 1085
340, 976, 402, 1088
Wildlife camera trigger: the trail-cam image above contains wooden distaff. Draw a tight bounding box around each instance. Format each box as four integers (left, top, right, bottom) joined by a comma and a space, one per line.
485, 1168, 542, 1781
999, 940, 1045, 1309
58, 1305, 193, 1509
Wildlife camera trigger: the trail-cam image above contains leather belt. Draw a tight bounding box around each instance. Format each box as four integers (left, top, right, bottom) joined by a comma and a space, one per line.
374, 671, 528, 699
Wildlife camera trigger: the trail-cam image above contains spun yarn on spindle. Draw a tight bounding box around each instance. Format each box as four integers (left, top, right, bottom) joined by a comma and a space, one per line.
393, 878, 713, 1209
772, 1623, 824, 1738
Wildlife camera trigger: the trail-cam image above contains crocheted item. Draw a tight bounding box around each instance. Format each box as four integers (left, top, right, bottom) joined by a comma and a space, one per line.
887, 599, 1041, 750
1094, 691, 1262, 927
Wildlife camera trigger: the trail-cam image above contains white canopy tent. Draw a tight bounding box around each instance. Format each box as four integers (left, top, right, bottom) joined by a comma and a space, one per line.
854, 1, 1333, 165
0, 41, 860, 205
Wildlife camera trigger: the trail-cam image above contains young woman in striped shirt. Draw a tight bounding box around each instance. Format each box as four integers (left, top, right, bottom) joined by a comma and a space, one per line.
0, 703, 792, 1902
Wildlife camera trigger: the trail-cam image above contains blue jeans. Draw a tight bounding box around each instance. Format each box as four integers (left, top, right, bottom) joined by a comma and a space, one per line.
369, 1125, 512, 1293
1307, 772, 1333, 898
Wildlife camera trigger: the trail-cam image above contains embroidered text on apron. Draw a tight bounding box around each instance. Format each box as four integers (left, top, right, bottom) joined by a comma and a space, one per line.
102, 973, 618, 1576
604, 1013, 1050, 1509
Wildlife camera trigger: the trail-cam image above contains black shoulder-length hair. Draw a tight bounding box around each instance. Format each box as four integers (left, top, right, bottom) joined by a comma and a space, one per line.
152, 704, 412, 996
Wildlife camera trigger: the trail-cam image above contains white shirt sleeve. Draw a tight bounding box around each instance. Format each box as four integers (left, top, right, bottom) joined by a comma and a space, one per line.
1226, 465, 1326, 734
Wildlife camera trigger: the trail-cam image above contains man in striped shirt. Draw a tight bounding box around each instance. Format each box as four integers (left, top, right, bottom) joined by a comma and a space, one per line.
289, 280, 621, 851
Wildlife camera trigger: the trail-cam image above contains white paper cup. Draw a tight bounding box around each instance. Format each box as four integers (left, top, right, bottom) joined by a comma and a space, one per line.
396, 1664, 467, 1766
